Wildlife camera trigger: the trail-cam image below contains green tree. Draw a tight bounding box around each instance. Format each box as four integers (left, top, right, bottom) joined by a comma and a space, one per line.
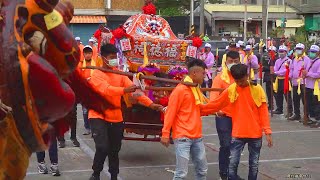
155, 0, 224, 16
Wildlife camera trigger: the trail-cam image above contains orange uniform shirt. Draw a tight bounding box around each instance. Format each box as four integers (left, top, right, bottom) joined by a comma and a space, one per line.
162, 84, 202, 139
78, 44, 84, 63
210, 72, 234, 117
78, 60, 95, 79
88, 70, 153, 123
201, 85, 272, 138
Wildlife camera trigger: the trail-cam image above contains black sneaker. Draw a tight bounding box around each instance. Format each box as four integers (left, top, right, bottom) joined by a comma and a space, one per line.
71, 138, 80, 147
219, 175, 228, 180
58, 141, 66, 148
37, 162, 48, 174
89, 174, 100, 180
50, 163, 61, 176
288, 114, 301, 121
272, 110, 283, 115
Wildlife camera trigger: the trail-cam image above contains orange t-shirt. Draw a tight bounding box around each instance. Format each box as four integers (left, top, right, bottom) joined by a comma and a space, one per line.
88, 70, 153, 123
78, 44, 84, 63
162, 84, 202, 139
78, 60, 95, 79
201, 85, 272, 138
210, 72, 234, 117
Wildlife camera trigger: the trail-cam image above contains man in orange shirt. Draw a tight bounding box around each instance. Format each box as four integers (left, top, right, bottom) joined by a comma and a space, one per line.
79, 45, 96, 135
160, 59, 208, 180
76, 37, 84, 62
201, 64, 273, 180
210, 51, 240, 180
88, 43, 163, 180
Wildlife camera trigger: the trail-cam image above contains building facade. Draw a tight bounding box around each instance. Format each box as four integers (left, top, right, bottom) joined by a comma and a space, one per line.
64, 0, 145, 44
196, 1, 303, 38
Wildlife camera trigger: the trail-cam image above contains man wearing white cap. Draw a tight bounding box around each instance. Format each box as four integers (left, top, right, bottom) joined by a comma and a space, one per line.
302, 45, 320, 127
200, 43, 215, 88
273, 45, 293, 116
237, 40, 246, 57
242, 45, 259, 81
288, 43, 310, 120
89, 38, 98, 60
263, 46, 277, 110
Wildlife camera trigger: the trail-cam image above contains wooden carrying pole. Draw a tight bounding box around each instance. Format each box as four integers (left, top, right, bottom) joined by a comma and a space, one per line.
303, 79, 308, 126
84, 66, 198, 86
83, 66, 225, 92
146, 86, 224, 92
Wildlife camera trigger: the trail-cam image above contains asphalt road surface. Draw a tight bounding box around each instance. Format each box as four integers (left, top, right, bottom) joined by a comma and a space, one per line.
26, 105, 320, 180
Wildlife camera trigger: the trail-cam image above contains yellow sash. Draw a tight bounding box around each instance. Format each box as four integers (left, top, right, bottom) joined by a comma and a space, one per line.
273, 76, 292, 93
297, 78, 302, 95
314, 79, 320, 101
227, 83, 266, 107
82, 59, 96, 76
184, 76, 208, 105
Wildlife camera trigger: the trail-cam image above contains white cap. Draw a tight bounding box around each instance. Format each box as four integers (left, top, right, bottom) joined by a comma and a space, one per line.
225, 45, 229, 50
237, 40, 244, 46
309, 45, 320, 52
236, 43, 240, 48
83, 45, 93, 50
204, 43, 212, 48
295, 43, 305, 49
278, 45, 288, 52
268, 46, 277, 51
89, 38, 95, 42
75, 37, 80, 41
245, 45, 252, 51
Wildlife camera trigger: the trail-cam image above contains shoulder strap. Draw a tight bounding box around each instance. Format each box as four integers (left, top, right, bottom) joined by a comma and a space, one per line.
307, 58, 320, 72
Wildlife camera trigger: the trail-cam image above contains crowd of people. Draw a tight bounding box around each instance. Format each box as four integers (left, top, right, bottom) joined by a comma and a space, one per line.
35, 36, 319, 180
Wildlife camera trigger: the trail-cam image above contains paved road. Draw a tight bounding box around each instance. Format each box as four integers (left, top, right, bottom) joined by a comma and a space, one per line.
26, 106, 320, 180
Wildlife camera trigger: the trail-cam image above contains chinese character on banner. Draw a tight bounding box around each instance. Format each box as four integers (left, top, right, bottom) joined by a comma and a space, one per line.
186, 45, 197, 58
120, 38, 132, 51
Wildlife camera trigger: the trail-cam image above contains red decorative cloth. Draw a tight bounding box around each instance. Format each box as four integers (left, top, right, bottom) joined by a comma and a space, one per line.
284, 64, 290, 94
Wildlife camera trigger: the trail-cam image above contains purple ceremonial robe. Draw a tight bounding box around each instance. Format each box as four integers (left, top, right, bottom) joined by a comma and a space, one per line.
243, 54, 259, 80
274, 57, 292, 77
290, 56, 310, 86
305, 57, 320, 89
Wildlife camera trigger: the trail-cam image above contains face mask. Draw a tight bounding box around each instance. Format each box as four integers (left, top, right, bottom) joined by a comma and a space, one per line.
279, 53, 286, 59
227, 63, 236, 71
308, 52, 318, 59
108, 58, 119, 67
296, 50, 303, 55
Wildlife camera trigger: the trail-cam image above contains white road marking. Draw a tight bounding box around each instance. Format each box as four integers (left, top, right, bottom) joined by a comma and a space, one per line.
27, 156, 320, 175
27, 169, 92, 175
119, 156, 320, 169
76, 136, 124, 180
203, 129, 320, 137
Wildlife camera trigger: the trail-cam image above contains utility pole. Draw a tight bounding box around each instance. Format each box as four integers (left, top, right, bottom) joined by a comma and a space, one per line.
262, 0, 269, 43
200, 0, 205, 35
244, 0, 248, 44
190, 0, 194, 33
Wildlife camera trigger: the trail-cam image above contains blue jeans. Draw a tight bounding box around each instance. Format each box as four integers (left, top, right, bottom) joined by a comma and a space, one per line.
82, 106, 90, 130
36, 134, 58, 164
173, 137, 207, 180
215, 116, 232, 176
229, 138, 262, 180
